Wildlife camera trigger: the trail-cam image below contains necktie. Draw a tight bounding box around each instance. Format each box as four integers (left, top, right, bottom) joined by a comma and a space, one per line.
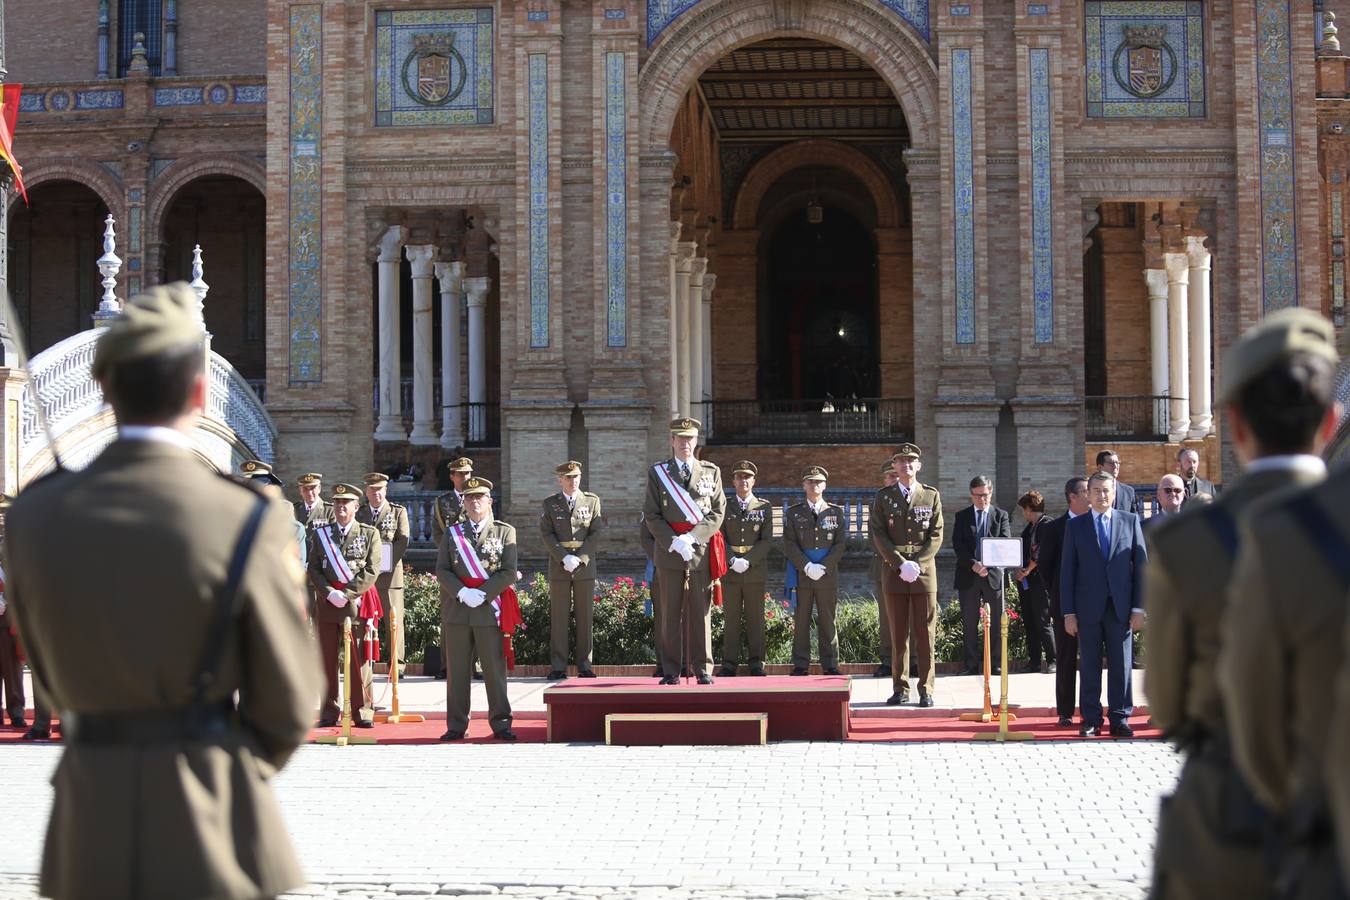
977, 510, 986, 538
1096, 514, 1110, 558
680, 463, 690, 484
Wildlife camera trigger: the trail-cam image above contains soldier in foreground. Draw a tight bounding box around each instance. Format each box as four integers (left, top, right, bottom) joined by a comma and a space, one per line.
718, 460, 772, 676
783, 466, 847, 676
4, 284, 321, 900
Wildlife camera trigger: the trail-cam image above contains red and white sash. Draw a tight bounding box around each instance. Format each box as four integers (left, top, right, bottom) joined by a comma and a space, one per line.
315, 525, 355, 584
449, 522, 523, 668
316, 524, 383, 662
653, 462, 705, 526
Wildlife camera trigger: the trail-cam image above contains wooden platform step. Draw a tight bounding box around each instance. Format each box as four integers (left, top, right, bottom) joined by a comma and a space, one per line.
604, 712, 767, 746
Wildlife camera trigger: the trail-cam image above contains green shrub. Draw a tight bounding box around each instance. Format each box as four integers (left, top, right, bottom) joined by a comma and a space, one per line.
401, 572, 443, 663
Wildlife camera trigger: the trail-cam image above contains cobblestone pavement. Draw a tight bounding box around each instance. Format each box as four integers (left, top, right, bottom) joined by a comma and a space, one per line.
0, 740, 1178, 898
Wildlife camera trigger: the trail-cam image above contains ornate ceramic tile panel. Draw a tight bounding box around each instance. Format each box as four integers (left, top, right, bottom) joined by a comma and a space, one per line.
1084, 1, 1205, 118
646, 0, 929, 45
1029, 47, 1054, 344
528, 53, 549, 349
288, 4, 323, 382
605, 52, 628, 348
1255, 0, 1297, 310
374, 8, 494, 127
951, 47, 975, 345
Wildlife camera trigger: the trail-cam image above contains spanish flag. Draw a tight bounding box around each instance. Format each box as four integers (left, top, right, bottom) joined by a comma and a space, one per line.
0, 84, 28, 205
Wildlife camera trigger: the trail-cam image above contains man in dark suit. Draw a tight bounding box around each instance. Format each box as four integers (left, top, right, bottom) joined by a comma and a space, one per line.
1061, 471, 1148, 737
1176, 448, 1216, 505
952, 475, 1013, 675
1096, 450, 1141, 515
1037, 476, 1090, 726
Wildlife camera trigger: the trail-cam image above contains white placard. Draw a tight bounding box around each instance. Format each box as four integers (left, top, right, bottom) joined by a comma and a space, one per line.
980, 537, 1022, 569
380, 542, 393, 573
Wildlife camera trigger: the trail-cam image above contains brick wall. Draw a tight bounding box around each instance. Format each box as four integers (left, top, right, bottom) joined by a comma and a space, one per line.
1099, 222, 1152, 397
5, 0, 99, 83
177, 0, 267, 75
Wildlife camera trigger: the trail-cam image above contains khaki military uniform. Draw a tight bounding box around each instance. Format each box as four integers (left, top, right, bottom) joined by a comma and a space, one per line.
783, 500, 847, 670
1147, 465, 1323, 899
307, 519, 382, 724
644, 458, 726, 679
437, 517, 517, 734
293, 497, 332, 528
869, 553, 893, 669
1219, 471, 1350, 900
356, 501, 411, 665
431, 490, 467, 548
720, 495, 774, 669
5, 438, 321, 900
870, 482, 944, 696
539, 491, 604, 673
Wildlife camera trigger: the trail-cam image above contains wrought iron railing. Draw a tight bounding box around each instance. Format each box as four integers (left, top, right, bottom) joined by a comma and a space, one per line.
696, 397, 915, 445
1084, 395, 1170, 442
458, 402, 500, 447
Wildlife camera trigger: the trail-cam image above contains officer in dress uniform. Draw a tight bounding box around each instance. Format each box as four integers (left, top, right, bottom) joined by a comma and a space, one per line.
293, 472, 331, 527
871, 460, 899, 679
432, 456, 473, 548
784, 466, 847, 676
308, 483, 382, 728
357, 472, 411, 674
540, 460, 604, 680
4, 283, 321, 900
870, 444, 944, 706
242, 460, 306, 567
644, 417, 725, 685
436, 477, 518, 740
719, 460, 773, 677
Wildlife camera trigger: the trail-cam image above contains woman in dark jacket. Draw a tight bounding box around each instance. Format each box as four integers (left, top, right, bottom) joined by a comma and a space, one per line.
1015, 490, 1058, 673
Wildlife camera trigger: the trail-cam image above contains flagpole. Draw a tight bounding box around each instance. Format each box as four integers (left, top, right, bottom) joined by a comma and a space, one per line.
0, 0, 15, 367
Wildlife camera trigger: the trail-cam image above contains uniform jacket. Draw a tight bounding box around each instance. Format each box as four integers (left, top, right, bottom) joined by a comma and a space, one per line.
952, 505, 1013, 591
869, 482, 944, 595
1036, 513, 1070, 617
437, 517, 518, 628
643, 457, 726, 571
431, 490, 467, 547
1112, 481, 1142, 515
782, 499, 847, 585
356, 502, 410, 594
539, 491, 604, 580
306, 520, 381, 623
293, 497, 332, 528
720, 495, 774, 582
1059, 509, 1147, 625
5, 438, 321, 900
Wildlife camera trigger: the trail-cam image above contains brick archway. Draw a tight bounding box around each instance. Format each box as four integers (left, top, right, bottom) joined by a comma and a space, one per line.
145, 155, 266, 246
731, 139, 901, 230
5, 159, 124, 221
638, 0, 938, 154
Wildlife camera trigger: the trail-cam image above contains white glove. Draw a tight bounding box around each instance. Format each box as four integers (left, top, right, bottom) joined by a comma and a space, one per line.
730, 557, 750, 574
458, 586, 487, 608
669, 534, 696, 562
804, 562, 826, 581
562, 554, 582, 573
900, 560, 921, 583
326, 589, 348, 608
0, 596, 6, 616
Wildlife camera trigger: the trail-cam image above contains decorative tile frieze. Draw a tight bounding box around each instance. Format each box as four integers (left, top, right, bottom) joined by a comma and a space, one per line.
1029, 47, 1054, 344
1084, 1, 1205, 118
154, 86, 204, 106
374, 8, 495, 127
1255, 0, 1297, 310
233, 84, 267, 104
605, 52, 628, 348
951, 47, 976, 345
288, 4, 323, 382
18, 92, 43, 113
528, 53, 549, 349
74, 89, 124, 110
647, 0, 930, 45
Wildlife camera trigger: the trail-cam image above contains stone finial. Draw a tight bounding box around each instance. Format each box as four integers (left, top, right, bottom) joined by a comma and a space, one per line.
189, 244, 209, 326
93, 215, 123, 324
128, 32, 150, 74
1326, 12, 1342, 54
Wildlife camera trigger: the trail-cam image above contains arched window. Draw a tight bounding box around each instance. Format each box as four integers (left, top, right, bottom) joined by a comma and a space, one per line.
119, 0, 164, 75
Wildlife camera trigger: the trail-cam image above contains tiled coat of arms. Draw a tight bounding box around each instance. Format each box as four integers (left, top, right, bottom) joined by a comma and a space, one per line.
375, 8, 494, 126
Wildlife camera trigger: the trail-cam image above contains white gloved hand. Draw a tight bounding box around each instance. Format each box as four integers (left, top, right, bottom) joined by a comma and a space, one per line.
0, 596, 6, 616
326, 589, 348, 608
899, 560, 922, 583
669, 534, 696, 562
730, 557, 750, 574
804, 562, 826, 581
562, 554, 582, 573
458, 587, 487, 608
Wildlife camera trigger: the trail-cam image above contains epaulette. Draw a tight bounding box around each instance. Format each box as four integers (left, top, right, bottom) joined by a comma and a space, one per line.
584, 491, 599, 499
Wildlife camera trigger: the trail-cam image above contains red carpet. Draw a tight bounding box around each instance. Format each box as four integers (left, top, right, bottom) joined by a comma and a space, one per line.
309, 714, 548, 745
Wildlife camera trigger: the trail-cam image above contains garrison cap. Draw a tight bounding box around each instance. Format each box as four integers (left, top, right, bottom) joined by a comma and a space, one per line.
330, 483, 362, 503
296, 472, 322, 486
447, 457, 474, 473
801, 465, 828, 482
669, 416, 701, 437
555, 460, 582, 477
732, 460, 758, 476
892, 443, 922, 460
363, 472, 390, 486
240, 460, 283, 486
91, 283, 204, 381
463, 476, 493, 496
1218, 308, 1339, 404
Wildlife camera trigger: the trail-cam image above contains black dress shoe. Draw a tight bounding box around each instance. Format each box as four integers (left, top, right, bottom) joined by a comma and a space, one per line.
1057, 716, 1074, 727
886, 691, 909, 706
790, 667, 809, 676
991, 666, 1002, 676
8, 715, 27, 729
660, 675, 679, 685
21, 727, 51, 740
316, 718, 338, 728
961, 667, 981, 676
435, 671, 447, 680
718, 665, 737, 677
873, 664, 892, 678
1110, 723, 1135, 738
697, 674, 714, 685
473, 670, 484, 681
822, 667, 843, 676
494, 729, 518, 741
1047, 663, 1057, 674
748, 665, 766, 676
439, 730, 465, 741
1080, 723, 1101, 737
546, 670, 567, 681
354, 719, 375, 729
577, 670, 597, 678
918, 695, 934, 708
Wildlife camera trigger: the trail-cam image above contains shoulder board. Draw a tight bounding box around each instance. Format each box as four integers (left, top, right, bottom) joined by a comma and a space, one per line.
584, 491, 600, 500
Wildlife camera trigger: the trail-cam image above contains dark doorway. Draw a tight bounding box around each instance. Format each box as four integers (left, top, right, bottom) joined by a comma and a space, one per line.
758, 206, 879, 403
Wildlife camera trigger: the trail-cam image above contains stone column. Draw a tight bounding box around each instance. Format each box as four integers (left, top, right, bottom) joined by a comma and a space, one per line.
373, 225, 407, 442
1164, 251, 1191, 442
688, 257, 708, 418
700, 273, 715, 424
673, 241, 697, 415
668, 222, 682, 415
464, 275, 490, 442
434, 260, 464, 449
405, 244, 438, 445
1186, 236, 1213, 437
0, 368, 29, 494
1144, 266, 1170, 435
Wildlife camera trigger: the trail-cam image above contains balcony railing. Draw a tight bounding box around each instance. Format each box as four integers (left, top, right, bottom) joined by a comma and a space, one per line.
1084, 395, 1169, 442
698, 397, 915, 445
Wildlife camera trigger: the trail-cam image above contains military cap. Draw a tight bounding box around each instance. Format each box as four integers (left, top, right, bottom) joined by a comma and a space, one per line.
296, 472, 322, 486
462, 476, 493, 496
669, 416, 702, 437
801, 465, 828, 482
240, 460, 284, 487
732, 460, 758, 476
0, 493, 12, 509
330, 483, 362, 503
893, 443, 922, 460
555, 460, 582, 477
90, 283, 204, 381
447, 457, 474, 473
1218, 308, 1339, 404
880, 460, 896, 475
363, 472, 390, 486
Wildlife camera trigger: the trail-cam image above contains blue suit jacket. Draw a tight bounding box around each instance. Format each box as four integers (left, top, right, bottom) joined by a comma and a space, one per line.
1059, 509, 1147, 625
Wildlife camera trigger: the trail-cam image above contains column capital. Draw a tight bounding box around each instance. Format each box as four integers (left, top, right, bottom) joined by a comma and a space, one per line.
464, 275, 491, 307
689, 256, 708, 285
675, 241, 698, 271
1163, 251, 1190, 282
1185, 235, 1211, 269
433, 259, 464, 293
404, 243, 437, 277
377, 225, 407, 263
669, 220, 683, 249
1144, 268, 1168, 297
701, 273, 717, 300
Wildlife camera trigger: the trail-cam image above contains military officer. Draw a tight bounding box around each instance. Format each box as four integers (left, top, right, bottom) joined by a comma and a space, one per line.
719, 460, 773, 677
783, 466, 847, 676
436, 476, 518, 740
242, 460, 306, 567
0, 493, 24, 728
357, 472, 411, 673
640, 514, 685, 678
308, 483, 382, 728
540, 460, 604, 680
871, 460, 899, 679
4, 283, 321, 899
431, 456, 474, 548
644, 416, 726, 685
870, 443, 944, 706
293, 471, 331, 527
1146, 309, 1340, 900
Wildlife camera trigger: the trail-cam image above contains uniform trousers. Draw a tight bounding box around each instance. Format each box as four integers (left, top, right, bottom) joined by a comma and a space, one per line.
720, 577, 766, 666
317, 617, 372, 724
886, 591, 937, 696
655, 563, 712, 678
792, 579, 838, 670
1052, 611, 1078, 718
443, 621, 512, 734
549, 577, 595, 673
1021, 573, 1057, 669
959, 582, 1004, 670
873, 575, 893, 667
0, 616, 25, 723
